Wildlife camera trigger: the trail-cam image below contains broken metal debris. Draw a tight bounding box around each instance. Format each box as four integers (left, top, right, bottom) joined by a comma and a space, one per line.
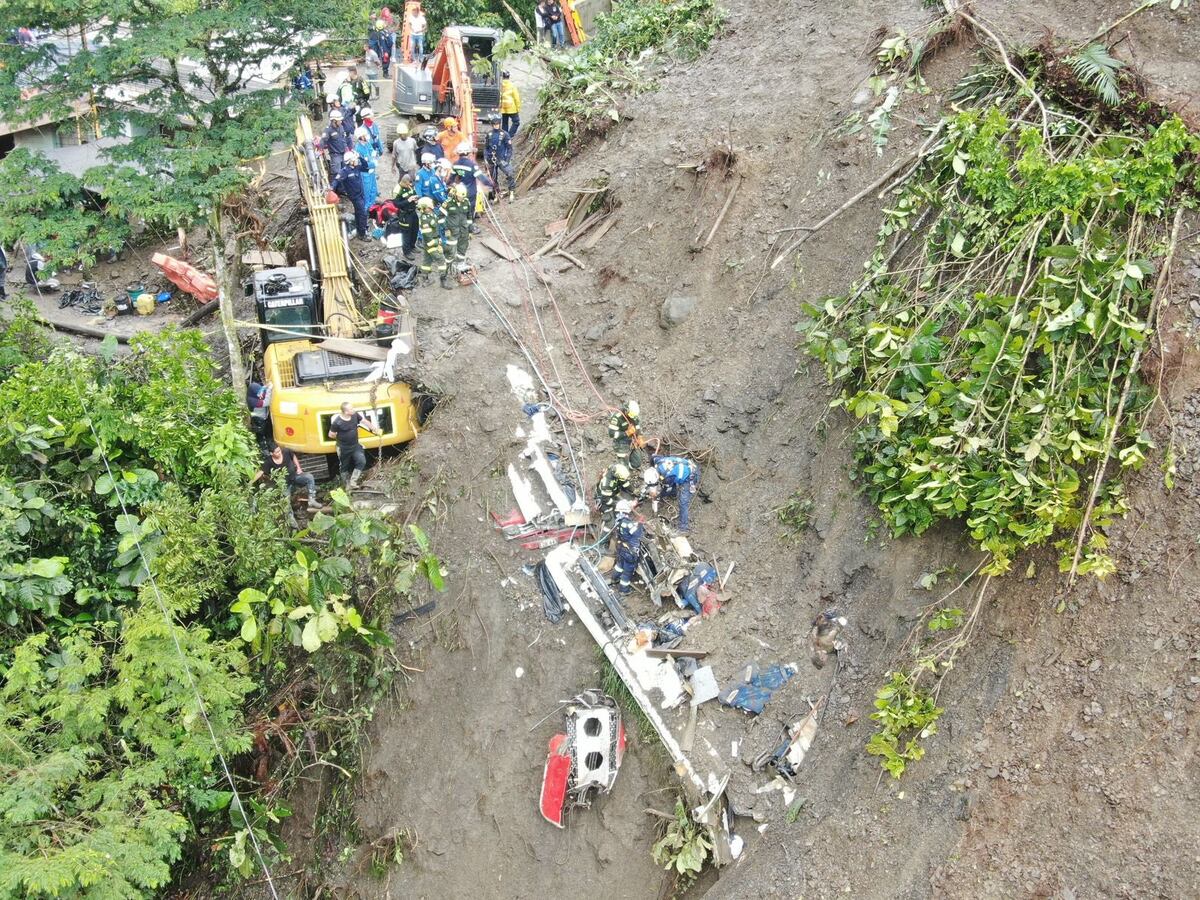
540, 690, 627, 829
751, 700, 824, 781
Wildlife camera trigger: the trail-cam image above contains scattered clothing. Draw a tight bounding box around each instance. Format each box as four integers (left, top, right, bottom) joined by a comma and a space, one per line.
719, 663, 798, 715
677, 562, 716, 614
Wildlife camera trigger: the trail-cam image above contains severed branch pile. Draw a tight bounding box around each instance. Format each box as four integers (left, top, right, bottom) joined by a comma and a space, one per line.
801, 95, 1199, 581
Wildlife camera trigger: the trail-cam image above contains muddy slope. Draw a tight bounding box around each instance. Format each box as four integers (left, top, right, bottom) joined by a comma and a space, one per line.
347, 1, 1200, 898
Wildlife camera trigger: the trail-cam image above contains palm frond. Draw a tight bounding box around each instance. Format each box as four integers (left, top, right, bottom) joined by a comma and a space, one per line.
1068, 43, 1124, 106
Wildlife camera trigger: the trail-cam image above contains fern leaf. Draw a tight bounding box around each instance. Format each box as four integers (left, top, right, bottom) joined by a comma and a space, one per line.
1068, 43, 1123, 106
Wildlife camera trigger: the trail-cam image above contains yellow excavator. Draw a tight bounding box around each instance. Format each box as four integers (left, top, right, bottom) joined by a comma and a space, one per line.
250, 118, 420, 459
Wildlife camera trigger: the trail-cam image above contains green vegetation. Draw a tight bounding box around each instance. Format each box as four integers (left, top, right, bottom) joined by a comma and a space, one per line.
801, 109, 1199, 578
865, 670, 944, 779
651, 798, 712, 894
529, 0, 725, 155
776, 490, 814, 538
0, 306, 443, 896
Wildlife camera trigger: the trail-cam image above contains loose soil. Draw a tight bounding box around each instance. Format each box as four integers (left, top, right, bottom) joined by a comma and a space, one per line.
339, 1, 1200, 897
42, 3, 1199, 896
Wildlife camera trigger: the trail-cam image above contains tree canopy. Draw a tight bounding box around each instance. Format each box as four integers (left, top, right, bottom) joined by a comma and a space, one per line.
0, 0, 350, 266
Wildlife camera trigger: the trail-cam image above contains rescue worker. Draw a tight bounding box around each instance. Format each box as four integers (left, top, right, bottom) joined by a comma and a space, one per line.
499, 70, 521, 136
368, 19, 394, 76
330, 152, 371, 240
328, 401, 381, 491
348, 66, 372, 115
595, 463, 631, 516
414, 152, 448, 206
612, 499, 645, 595
253, 444, 322, 513
436, 117, 463, 159
393, 173, 420, 260
607, 399, 644, 466
336, 77, 357, 120
450, 143, 492, 232
416, 125, 440, 162
416, 196, 452, 289
360, 107, 385, 157
392, 121, 418, 182
442, 182, 473, 273
323, 110, 351, 176
642, 455, 700, 532
484, 120, 517, 200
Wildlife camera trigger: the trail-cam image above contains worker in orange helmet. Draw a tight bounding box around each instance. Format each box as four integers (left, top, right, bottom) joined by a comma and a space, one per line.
437, 117, 463, 159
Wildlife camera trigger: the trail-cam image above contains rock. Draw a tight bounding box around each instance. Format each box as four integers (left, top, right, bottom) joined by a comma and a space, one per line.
585, 323, 607, 342
504, 295, 523, 309
660, 293, 697, 329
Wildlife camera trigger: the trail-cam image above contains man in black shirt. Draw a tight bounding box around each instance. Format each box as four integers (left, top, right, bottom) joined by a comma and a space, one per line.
328, 401, 380, 490
254, 444, 321, 511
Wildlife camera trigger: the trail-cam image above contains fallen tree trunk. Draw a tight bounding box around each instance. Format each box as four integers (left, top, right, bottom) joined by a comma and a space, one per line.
180, 299, 220, 326
44, 319, 130, 343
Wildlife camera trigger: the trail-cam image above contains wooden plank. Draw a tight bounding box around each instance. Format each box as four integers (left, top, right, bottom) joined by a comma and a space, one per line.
582, 217, 618, 250
544, 218, 568, 236
316, 337, 389, 361
478, 234, 521, 261
516, 159, 551, 196
645, 648, 709, 660
560, 211, 607, 249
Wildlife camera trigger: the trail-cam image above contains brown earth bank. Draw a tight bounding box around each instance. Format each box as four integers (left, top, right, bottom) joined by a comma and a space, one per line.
243, 0, 1200, 897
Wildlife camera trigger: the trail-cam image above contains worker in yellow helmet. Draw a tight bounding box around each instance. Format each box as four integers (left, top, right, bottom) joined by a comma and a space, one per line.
437, 117, 463, 160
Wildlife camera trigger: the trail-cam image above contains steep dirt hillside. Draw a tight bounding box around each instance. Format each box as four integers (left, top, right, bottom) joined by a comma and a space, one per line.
336, 1, 1200, 898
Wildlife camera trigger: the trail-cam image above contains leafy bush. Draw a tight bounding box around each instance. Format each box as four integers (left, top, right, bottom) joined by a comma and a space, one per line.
865, 670, 943, 779
528, 0, 725, 156
0, 316, 445, 892
651, 799, 712, 892
801, 111, 1200, 576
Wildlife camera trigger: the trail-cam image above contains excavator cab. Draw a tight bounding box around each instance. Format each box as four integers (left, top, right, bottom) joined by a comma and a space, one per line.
249, 267, 320, 346
393, 25, 502, 143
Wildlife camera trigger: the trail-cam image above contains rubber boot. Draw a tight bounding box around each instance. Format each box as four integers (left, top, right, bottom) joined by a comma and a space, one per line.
347, 468, 363, 491
440, 271, 453, 290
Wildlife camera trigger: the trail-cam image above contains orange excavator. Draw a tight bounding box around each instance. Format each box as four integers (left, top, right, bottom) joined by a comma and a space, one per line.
393, 14, 502, 150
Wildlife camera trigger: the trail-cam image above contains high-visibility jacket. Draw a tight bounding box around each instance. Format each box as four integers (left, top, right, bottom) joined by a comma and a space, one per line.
500, 79, 521, 115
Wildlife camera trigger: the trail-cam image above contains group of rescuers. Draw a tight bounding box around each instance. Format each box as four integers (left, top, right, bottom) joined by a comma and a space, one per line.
319, 71, 522, 291
595, 401, 709, 607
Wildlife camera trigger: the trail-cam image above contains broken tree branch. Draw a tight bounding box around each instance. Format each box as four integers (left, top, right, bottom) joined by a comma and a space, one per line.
1067, 207, 1184, 586
554, 248, 587, 270
44, 319, 131, 343
768, 124, 945, 272
698, 176, 742, 250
